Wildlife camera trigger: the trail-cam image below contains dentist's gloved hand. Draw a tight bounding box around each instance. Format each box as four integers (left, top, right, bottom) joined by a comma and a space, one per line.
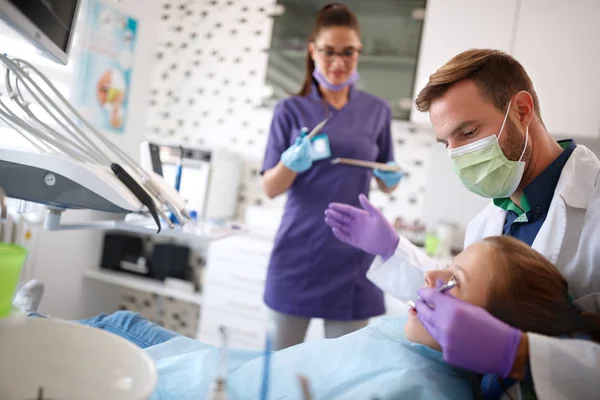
373, 161, 403, 188
415, 287, 522, 378
280, 128, 313, 173
325, 194, 399, 259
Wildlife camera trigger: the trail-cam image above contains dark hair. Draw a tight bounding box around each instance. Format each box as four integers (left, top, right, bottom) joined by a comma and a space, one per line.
415, 49, 544, 124
297, 3, 360, 97
482, 236, 600, 343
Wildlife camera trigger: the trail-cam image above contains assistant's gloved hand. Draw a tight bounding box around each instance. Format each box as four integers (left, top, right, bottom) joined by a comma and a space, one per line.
325, 194, 399, 259
281, 130, 313, 173
415, 287, 522, 378
373, 161, 403, 188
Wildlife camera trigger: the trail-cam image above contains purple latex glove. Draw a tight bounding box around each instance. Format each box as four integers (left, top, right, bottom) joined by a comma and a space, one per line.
324, 194, 399, 259
415, 287, 522, 378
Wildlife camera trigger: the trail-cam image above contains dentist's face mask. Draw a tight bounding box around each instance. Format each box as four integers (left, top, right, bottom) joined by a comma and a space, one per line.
448, 102, 529, 198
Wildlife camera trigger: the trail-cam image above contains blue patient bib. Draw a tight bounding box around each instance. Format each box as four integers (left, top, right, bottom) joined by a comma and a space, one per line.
145, 317, 475, 399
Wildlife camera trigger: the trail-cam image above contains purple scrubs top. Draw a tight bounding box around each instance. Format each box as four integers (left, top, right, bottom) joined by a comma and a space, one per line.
261, 84, 394, 320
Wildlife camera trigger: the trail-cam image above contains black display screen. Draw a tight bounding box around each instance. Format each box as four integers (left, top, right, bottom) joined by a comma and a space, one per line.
10, 0, 78, 51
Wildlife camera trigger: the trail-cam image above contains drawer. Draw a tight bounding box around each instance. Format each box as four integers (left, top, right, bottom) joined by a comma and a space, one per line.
209, 235, 274, 257
203, 283, 268, 322
205, 262, 267, 293
206, 253, 270, 273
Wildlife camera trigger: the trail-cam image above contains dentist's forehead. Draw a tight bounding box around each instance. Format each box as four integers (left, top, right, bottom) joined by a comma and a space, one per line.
429, 80, 498, 141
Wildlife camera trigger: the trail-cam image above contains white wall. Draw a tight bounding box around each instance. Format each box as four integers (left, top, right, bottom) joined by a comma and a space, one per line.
422, 143, 489, 249
27, 0, 162, 319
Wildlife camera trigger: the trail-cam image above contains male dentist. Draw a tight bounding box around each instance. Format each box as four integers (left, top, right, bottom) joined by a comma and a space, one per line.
325, 49, 600, 399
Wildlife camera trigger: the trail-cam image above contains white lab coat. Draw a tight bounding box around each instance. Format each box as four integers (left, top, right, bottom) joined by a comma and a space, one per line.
368, 145, 600, 400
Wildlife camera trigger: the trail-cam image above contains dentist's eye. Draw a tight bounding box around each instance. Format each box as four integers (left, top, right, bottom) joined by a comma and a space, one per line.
464, 129, 477, 139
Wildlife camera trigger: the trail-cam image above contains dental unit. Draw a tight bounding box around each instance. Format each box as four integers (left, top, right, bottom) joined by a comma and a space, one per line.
0, 54, 190, 233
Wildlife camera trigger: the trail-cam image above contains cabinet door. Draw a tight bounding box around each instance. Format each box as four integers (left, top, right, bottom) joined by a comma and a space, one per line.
513, 0, 600, 138
410, 0, 518, 127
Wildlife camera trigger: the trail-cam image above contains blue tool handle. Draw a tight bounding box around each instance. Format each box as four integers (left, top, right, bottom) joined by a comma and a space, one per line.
170, 150, 183, 224
260, 334, 272, 400
174, 163, 182, 192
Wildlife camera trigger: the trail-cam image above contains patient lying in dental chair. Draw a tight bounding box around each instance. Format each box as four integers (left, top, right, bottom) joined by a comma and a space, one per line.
18, 236, 600, 399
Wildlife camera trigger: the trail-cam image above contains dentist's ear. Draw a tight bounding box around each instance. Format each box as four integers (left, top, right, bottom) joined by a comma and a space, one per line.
513, 91, 534, 129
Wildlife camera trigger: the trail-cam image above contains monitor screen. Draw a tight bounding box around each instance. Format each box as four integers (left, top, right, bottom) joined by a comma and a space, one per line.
0, 0, 81, 64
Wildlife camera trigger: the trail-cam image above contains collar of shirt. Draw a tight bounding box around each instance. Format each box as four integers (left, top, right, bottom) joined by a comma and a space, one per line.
493, 139, 577, 220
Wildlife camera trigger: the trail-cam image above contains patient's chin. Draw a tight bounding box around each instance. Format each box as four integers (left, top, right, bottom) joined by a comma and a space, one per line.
405, 313, 440, 350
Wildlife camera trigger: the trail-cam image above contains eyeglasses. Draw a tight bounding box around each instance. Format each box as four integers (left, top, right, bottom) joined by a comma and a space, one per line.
316, 47, 361, 63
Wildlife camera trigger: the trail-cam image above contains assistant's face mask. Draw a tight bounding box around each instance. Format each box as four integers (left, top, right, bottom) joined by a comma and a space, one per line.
312, 68, 359, 91
448, 101, 529, 198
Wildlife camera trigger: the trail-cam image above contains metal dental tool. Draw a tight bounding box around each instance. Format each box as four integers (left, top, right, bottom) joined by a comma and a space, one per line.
330, 158, 402, 172
305, 116, 329, 140
407, 278, 457, 309
207, 326, 229, 400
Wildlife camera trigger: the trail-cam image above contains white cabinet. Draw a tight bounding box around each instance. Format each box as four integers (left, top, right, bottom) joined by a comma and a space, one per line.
198, 234, 272, 350
410, 0, 518, 126
513, 0, 600, 138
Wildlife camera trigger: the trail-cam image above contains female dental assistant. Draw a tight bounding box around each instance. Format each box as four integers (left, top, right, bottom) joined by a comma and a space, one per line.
261, 3, 402, 350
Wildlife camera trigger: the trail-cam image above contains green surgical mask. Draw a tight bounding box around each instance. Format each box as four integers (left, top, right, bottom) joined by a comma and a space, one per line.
449, 102, 528, 198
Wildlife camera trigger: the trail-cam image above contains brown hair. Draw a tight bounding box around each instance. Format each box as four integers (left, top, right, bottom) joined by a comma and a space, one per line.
415, 49, 543, 124
482, 236, 600, 343
297, 3, 360, 97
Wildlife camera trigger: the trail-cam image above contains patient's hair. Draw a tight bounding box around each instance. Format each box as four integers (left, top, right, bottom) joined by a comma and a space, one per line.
482, 236, 600, 343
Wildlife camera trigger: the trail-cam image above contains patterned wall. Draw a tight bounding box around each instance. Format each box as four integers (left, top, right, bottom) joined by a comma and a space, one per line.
144, 0, 434, 221
121, 0, 435, 337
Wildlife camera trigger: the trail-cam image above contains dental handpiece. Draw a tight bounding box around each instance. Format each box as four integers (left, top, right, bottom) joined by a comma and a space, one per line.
207, 326, 229, 400
407, 279, 457, 309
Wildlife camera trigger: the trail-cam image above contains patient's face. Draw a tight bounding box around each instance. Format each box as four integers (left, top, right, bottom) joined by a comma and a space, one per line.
404, 242, 495, 350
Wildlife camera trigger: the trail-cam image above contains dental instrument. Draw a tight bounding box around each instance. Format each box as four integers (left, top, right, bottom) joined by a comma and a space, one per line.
0, 54, 194, 234
260, 322, 274, 400
437, 278, 458, 293
330, 158, 403, 172
174, 146, 184, 193
406, 279, 457, 309
305, 116, 329, 140
169, 147, 184, 225
207, 326, 229, 400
